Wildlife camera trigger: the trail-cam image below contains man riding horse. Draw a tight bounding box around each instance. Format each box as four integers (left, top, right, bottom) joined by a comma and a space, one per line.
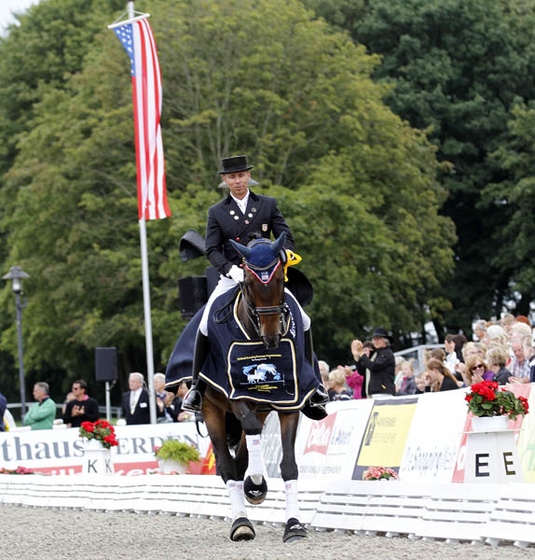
181, 155, 328, 419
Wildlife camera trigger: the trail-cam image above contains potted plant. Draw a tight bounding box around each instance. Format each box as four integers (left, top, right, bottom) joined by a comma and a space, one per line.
79, 420, 118, 475
154, 439, 201, 474
79, 420, 119, 449
465, 380, 529, 431
362, 466, 399, 481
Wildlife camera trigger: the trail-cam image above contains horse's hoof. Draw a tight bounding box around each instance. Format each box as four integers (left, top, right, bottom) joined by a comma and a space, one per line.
230, 517, 256, 541
283, 518, 308, 543
244, 475, 268, 504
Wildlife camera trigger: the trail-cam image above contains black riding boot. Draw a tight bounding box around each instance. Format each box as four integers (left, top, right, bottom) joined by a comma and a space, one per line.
304, 328, 329, 406
301, 329, 329, 421
182, 332, 210, 413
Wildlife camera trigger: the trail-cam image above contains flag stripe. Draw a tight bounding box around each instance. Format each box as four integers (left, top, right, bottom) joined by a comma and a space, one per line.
113, 18, 171, 221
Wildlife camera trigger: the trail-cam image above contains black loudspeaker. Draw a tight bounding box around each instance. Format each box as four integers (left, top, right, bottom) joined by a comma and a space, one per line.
95, 347, 118, 382
178, 275, 207, 319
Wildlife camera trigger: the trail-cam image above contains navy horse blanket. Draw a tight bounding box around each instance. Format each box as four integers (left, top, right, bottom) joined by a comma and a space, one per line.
165, 288, 319, 411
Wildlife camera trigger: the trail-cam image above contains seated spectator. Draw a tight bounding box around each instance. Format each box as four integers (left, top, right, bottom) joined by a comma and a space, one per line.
509, 332, 531, 383
458, 342, 487, 381
327, 369, 353, 401
473, 319, 488, 345
486, 346, 512, 385
154, 372, 173, 423
318, 360, 330, 387
486, 324, 509, 351
24, 382, 56, 430
425, 358, 460, 392
500, 312, 515, 335
464, 355, 493, 386
397, 361, 417, 396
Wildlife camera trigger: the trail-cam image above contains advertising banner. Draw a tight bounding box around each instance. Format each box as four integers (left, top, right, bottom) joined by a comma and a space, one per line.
295, 400, 374, 479
0, 422, 212, 475
353, 397, 417, 480
399, 390, 468, 483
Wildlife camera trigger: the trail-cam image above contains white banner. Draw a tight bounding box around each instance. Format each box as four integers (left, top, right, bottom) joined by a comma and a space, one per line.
295, 400, 374, 479
398, 389, 470, 482
0, 422, 212, 475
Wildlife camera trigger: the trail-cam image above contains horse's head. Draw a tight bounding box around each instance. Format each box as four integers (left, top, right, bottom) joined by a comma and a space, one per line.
230, 233, 288, 349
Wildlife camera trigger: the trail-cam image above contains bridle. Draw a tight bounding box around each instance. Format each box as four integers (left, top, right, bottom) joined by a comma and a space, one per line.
241, 257, 291, 339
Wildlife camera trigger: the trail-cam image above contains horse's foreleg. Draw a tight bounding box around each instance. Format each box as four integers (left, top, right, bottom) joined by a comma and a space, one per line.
279, 412, 307, 542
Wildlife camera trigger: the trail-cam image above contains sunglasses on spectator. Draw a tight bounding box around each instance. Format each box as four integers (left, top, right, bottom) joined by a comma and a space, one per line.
470, 364, 485, 372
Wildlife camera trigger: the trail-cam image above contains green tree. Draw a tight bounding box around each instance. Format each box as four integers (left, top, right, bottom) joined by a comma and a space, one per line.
0, 0, 454, 399
310, 0, 535, 334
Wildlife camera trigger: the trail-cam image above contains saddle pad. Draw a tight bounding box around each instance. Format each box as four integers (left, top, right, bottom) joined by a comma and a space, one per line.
226, 339, 299, 404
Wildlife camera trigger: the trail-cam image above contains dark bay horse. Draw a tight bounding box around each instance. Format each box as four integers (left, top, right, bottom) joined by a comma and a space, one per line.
201, 233, 309, 543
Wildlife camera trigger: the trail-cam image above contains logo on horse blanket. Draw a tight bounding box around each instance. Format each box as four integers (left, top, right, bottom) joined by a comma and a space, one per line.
227, 340, 298, 402
200, 291, 319, 410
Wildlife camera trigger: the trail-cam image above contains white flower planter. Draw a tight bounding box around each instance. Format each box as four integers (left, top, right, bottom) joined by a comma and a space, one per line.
82, 438, 114, 475
471, 415, 510, 432
157, 459, 188, 474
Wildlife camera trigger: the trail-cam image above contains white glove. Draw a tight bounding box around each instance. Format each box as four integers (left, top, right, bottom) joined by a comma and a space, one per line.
227, 265, 244, 283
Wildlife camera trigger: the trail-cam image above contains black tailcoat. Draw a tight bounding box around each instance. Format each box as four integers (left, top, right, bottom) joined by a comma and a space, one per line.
205, 190, 294, 276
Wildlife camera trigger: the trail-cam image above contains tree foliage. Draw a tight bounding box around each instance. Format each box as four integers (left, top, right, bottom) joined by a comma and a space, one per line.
0, 0, 454, 405
308, 0, 535, 333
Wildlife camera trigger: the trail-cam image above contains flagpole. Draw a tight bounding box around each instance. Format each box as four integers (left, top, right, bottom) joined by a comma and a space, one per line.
128, 0, 157, 425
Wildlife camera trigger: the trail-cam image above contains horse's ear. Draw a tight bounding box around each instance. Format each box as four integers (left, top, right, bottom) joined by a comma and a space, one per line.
271, 232, 286, 259
230, 239, 251, 259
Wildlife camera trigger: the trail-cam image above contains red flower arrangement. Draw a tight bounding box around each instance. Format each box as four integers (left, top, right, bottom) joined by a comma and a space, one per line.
465, 380, 529, 420
0, 466, 34, 475
79, 419, 119, 449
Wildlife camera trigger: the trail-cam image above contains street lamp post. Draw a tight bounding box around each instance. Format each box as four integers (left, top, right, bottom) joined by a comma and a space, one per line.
2, 266, 30, 417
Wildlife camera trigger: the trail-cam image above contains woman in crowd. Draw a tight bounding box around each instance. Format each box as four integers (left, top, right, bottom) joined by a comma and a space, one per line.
486, 346, 512, 385
464, 355, 494, 385
425, 358, 460, 392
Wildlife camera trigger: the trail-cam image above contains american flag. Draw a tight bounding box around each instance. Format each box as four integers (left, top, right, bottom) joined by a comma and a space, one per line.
113, 18, 171, 221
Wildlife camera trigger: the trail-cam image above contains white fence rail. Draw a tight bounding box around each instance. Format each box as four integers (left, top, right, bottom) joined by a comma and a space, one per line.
1, 475, 534, 548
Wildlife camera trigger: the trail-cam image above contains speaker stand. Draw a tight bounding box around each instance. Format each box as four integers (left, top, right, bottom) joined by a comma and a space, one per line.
105, 380, 116, 422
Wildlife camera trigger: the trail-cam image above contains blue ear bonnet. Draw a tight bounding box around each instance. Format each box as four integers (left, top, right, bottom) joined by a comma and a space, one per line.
246, 239, 279, 268
229, 232, 286, 284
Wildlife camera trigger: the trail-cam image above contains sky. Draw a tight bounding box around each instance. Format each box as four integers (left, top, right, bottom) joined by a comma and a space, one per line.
0, 0, 41, 34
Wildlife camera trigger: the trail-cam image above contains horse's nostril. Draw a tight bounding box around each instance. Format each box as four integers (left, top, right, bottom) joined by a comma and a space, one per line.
262, 335, 281, 349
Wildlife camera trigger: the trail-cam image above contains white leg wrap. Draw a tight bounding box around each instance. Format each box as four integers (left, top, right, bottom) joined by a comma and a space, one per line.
285, 479, 300, 521
227, 480, 246, 520
245, 434, 263, 483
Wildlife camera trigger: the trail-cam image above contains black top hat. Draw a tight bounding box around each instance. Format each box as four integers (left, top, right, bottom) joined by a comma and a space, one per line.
218, 155, 253, 175
371, 327, 393, 342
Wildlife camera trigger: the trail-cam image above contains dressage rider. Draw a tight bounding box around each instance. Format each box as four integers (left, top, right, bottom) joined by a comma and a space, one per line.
182, 155, 329, 416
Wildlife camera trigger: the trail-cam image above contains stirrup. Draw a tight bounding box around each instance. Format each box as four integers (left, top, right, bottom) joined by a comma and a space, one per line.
182, 388, 202, 413
308, 387, 329, 407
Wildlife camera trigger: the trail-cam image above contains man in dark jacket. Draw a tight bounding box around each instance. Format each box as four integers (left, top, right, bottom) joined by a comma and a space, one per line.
353, 327, 396, 397
182, 155, 328, 417
63, 379, 100, 428
122, 372, 150, 425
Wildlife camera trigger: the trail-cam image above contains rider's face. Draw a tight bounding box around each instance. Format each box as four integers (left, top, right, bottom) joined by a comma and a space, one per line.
223, 171, 250, 200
